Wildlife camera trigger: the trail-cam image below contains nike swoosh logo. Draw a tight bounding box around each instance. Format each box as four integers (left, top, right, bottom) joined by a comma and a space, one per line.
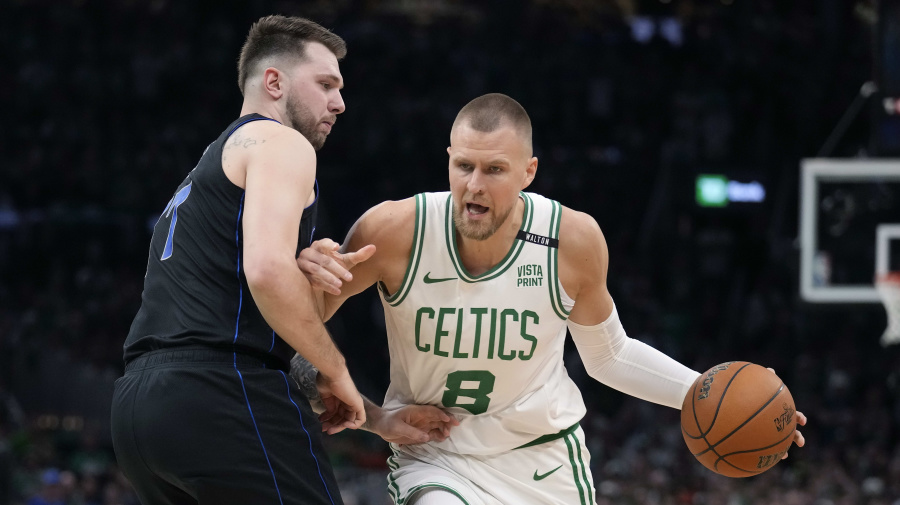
533, 465, 563, 481
423, 272, 457, 284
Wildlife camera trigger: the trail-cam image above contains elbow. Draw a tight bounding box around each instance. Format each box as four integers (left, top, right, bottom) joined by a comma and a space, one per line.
244, 254, 288, 292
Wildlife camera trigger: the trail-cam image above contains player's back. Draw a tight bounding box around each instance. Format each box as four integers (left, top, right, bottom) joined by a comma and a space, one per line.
380, 191, 586, 455
124, 114, 317, 369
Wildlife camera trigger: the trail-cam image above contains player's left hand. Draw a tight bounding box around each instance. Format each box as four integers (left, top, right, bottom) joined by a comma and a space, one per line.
767, 367, 807, 460
297, 238, 376, 295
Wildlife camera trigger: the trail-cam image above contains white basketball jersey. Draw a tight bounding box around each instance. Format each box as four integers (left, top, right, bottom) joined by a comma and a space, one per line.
379, 192, 586, 456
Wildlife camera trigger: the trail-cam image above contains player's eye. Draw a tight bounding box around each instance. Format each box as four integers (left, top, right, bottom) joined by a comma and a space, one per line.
489, 166, 502, 173
321, 82, 331, 90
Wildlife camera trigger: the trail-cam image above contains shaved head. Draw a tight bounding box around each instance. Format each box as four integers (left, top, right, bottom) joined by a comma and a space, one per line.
451, 93, 533, 154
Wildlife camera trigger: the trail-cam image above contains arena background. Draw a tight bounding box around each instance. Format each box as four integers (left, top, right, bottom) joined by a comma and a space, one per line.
2, 0, 899, 504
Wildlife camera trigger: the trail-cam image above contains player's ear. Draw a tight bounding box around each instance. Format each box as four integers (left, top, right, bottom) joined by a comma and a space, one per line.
263, 67, 285, 100
522, 157, 537, 189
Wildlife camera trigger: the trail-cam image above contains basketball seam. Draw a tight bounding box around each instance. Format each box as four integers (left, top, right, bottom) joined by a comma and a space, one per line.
716, 428, 795, 460
693, 384, 785, 457
686, 362, 752, 442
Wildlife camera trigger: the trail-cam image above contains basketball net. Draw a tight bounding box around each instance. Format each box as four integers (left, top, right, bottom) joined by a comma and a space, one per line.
876, 273, 900, 347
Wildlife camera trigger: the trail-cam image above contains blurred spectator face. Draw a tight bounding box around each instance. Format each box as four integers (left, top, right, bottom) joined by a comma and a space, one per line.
447, 122, 536, 241
281, 42, 345, 150
102, 482, 123, 505
59, 470, 76, 498
34, 468, 65, 505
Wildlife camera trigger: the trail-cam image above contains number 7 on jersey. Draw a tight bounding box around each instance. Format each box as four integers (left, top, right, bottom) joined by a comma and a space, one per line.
160, 183, 192, 261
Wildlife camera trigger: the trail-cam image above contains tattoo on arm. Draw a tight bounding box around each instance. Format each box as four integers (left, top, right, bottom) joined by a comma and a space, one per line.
289, 353, 321, 402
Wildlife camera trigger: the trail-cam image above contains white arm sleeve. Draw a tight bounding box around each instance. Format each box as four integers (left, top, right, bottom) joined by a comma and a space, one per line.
568, 305, 701, 410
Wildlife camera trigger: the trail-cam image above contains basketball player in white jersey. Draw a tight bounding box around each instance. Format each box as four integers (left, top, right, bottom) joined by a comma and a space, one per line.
297, 94, 807, 505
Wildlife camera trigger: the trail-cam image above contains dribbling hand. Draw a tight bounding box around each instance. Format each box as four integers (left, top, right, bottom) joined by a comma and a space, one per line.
297, 238, 376, 295
767, 367, 807, 460
316, 371, 366, 434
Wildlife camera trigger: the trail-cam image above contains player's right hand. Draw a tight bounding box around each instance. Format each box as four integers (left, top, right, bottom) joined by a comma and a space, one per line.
297, 238, 376, 295
370, 405, 460, 445
316, 371, 366, 434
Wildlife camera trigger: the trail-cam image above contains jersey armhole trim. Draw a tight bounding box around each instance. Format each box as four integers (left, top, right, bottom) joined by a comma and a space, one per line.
548, 200, 570, 319
381, 193, 426, 306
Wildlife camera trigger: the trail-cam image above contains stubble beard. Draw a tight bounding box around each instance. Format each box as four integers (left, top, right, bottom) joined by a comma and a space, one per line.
452, 200, 514, 241
286, 93, 327, 151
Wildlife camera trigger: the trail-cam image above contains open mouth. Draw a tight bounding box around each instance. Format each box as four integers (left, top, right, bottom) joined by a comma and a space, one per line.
466, 203, 489, 215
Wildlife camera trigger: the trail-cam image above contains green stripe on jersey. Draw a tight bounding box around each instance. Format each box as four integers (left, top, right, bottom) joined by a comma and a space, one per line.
514, 423, 579, 449
396, 484, 471, 505
547, 200, 569, 319
382, 193, 426, 306
572, 430, 595, 505
564, 434, 588, 505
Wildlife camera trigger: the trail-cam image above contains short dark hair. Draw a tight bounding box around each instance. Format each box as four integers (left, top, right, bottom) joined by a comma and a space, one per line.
237, 15, 347, 96
452, 93, 533, 145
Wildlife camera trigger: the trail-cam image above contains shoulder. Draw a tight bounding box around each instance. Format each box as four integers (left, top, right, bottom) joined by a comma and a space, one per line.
342, 197, 418, 287
363, 197, 417, 227
244, 120, 314, 156
556, 205, 608, 296
226, 120, 315, 167
558, 205, 606, 257
345, 197, 417, 253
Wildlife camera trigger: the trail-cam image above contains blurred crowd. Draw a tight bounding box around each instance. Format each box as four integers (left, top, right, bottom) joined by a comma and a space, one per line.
1, 0, 898, 504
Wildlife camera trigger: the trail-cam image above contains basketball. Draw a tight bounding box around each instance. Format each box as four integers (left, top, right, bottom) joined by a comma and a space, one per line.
681, 362, 797, 478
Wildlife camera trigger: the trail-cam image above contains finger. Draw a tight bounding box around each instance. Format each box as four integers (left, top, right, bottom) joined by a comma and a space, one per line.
795, 411, 807, 426
326, 424, 348, 435
307, 272, 342, 295
342, 244, 376, 268
300, 261, 344, 293
312, 238, 340, 254
793, 430, 805, 447
781, 451, 789, 460
318, 254, 353, 282
396, 423, 431, 443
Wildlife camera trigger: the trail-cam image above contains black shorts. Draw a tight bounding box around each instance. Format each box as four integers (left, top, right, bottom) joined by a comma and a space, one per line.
111, 348, 343, 505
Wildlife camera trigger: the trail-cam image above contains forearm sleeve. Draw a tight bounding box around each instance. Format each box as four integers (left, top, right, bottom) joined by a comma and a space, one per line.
568, 306, 700, 409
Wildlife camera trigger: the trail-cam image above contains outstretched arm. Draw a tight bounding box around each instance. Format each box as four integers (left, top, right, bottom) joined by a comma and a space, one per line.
560, 207, 805, 456
560, 208, 700, 409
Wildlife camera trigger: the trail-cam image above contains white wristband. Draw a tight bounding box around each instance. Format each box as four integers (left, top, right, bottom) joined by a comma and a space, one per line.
568, 306, 700, 410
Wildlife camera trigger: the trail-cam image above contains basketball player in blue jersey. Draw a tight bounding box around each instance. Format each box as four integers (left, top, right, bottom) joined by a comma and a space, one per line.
295, 94, 808, 504
110, 15, 452, 505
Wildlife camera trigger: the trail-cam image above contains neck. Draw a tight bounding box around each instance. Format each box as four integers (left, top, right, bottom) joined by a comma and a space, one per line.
455, 196, 524, 276
240, 99, 285, 125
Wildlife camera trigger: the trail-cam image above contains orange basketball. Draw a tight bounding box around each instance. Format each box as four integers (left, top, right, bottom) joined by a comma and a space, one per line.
681, 362, 797, 478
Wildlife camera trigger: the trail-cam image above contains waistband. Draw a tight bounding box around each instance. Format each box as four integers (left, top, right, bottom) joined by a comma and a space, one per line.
124, 347, 288, 373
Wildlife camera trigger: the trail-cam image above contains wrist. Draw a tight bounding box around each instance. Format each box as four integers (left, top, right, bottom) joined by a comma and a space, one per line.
361, 398, 384, 434
317, 360, 349, 383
